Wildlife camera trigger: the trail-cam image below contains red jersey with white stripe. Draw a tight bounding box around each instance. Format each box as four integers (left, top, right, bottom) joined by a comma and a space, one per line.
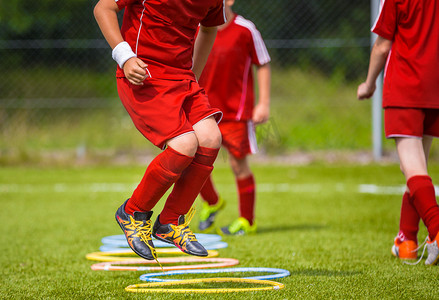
198, 14, 271, 121
115, 0, 226, 80
372, 0, 439, 108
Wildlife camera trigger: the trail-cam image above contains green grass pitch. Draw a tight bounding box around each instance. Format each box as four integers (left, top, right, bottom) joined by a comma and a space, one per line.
1, 162, 439, 299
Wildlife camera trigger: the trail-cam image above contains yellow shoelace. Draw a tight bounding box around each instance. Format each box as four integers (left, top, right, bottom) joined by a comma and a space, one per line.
171, 207, 198, 245
129, 216, 163, 271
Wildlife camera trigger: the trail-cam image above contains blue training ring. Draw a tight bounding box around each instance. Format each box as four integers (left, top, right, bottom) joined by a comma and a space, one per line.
101, 233, 222, 248
139, 267, 291, 282
99, 240, 228, 252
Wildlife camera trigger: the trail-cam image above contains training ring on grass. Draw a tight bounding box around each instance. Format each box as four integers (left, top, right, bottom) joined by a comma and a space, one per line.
101, 233, 222, 248
99, 241, 228, 252
139, 267, 291, 282
125, 277, 285, 293
85, 249, 219, 262
91, 257, 240, 271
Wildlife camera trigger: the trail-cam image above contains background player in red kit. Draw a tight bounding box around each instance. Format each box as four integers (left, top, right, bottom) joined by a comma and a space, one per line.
357, 0, 439, 264
94, 0, 225, 260
197, 0, 271, 235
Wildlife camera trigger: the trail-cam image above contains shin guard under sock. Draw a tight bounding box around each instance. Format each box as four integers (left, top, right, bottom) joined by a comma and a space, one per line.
237, 174, 256, 225
160, 147, 219, 225
200, 175, 219, 205
407, 175, 439, 240
398, 191, 420, 242
125, 147, 193, 214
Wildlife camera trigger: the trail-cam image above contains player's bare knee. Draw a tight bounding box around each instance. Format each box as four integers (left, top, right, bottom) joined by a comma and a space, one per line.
210, 129, 222, 148
193, 116, 222, 149
167, 132, 199, 157
198, 129, 222, 149
233, 165, 251, 178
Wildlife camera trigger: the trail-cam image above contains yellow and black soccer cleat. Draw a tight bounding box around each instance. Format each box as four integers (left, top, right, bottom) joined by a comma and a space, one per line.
115, 199, 156, 260
153, 207, 208, 257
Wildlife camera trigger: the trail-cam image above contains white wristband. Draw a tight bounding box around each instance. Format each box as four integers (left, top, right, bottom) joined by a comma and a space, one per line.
112, 41, 136, 69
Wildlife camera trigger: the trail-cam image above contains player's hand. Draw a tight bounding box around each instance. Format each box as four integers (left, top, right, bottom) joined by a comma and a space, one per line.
252, 103, 270, 125
357, 82, 376, 100
123, 58, 149, 85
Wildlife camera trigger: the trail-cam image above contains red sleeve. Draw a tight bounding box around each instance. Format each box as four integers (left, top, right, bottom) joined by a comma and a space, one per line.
200, 0, 226, 27
114, 0, 137, 10
372, 0, 397, 41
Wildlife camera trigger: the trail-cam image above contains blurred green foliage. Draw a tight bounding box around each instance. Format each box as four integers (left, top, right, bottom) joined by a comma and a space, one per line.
0, 0, 371, 79
0, 0, 95, 38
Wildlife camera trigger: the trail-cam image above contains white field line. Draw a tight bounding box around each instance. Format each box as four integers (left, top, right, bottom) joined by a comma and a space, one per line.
359, 184, 439, 195
358, 184, 405, 195
0, 183, 137, 193
1, 182, 438, 195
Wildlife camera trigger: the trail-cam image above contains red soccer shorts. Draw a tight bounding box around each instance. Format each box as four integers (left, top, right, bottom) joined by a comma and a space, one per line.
219, 120, 258, 159
384, 107, 439, 138
117, 77, 222, 149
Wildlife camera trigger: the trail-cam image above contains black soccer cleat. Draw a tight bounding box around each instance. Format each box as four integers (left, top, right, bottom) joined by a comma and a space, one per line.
115, 199, 156, 260
152, 207, 208, 257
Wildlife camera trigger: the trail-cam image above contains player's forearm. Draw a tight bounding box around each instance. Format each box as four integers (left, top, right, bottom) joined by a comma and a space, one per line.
94, 0, 124, 49
365, 36, 392, 87
192, 26, 218, 79
257, 63, 271, 106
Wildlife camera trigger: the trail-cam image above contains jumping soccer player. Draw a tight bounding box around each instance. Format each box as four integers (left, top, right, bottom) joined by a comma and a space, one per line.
93, 0, 225, 260
357, 0, 439, 264
197, 0, 271, 235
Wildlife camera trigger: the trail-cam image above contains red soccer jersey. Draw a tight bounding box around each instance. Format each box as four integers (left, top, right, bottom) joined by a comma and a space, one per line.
372, 0, 439, 108
198, 14, 271, 121
115, 0, 226, 80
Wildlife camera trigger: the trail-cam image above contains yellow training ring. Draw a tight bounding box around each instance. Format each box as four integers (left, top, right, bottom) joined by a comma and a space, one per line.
85, 249, 219, 262
125, 277, 285, 293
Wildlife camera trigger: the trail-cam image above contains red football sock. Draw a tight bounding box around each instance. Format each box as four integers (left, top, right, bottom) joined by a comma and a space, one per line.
407, 175, 439, 240
160, 146, 219, 225
238, 174, 255, 225
398, 191, 420, 242
200, 175, 219, 205
125, 147, 193, 215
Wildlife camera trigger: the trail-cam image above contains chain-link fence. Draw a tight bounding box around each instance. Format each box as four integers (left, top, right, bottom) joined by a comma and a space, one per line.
0, 0, 378, 164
